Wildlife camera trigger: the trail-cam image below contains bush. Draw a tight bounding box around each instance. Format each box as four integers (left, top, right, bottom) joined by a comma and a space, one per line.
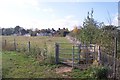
71, 66, 109, 79
94, 66, 109, 79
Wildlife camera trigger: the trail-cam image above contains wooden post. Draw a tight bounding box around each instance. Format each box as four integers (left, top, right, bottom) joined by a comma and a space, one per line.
28, 41, 30, 52
55, 43, 59, 64
5, 40, 6, 46
85, 43, 88, 64
72, 45, 75, 69
113, 37, 117, 79
14, 38, 16, 51
97, 45, 101, 65
93, 46, 95, 61
78, 44, 81, 63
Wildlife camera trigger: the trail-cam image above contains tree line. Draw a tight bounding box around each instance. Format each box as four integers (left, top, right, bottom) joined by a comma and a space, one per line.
1, 26, 70, 37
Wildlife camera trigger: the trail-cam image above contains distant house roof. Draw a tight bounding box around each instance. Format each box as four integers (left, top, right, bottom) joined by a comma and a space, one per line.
24, 34, 30, 36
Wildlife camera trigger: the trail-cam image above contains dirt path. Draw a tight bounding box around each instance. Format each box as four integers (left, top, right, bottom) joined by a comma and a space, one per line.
55, 66, 72, 74
55, 66, 72, 78
66, 36, 81, 45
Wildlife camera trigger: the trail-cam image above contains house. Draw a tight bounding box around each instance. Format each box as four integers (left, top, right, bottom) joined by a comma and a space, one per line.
24, 34, 30, 37
37, 32, 52, 36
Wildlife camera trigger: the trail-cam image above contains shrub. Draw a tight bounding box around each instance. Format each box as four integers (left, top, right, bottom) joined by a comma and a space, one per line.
71, 66, 109, 79
93, 66, 109, 79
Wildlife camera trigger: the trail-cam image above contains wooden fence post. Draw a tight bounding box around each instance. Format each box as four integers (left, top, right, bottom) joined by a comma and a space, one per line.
28, 41, 30, 52
55, 43, 59, 64
98, 45, 101, 65
93, 45, 95, 61
84, 43, 88, 64
72, 45, 75, 69
5, 40, 6, 46
113, 37, 117, 79
14, 38, 16, 51
78, 44, 81, 63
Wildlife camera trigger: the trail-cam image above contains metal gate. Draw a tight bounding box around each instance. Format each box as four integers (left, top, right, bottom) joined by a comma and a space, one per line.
55, 43, 98, 69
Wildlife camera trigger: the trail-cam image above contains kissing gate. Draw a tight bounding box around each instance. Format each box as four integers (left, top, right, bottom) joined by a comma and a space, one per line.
55, 43, 101, 69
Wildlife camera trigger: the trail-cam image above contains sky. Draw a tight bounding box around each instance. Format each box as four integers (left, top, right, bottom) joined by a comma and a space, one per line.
0, 0, 119, 30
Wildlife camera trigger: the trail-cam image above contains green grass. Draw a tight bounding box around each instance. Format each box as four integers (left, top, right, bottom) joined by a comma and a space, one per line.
2, 36, 71, 55
2, 51, 63, 78
3, 51, 108, 79
1, 36, 111, 79
2, 36, 76, 62
1, 36, 74, 78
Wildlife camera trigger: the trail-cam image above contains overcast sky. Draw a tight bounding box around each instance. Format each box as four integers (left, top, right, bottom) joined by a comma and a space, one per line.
0, 0, 119, 30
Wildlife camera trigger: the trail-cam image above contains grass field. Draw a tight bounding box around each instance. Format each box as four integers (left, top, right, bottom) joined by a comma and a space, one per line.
3, 51, 103, 79
2, 36, 74, 78
2, 36, 76, 62
2, 36, 73, 57
1, 36, 112, 79
2, 51, 63, 78
2, 51, 98, 79
2, 36, 70, 51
